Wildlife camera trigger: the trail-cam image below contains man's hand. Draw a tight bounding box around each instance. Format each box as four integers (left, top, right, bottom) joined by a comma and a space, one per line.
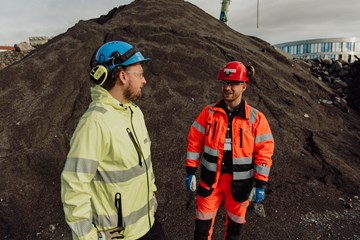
186, 174, 196, 192
99, 227, 125, 239
255, 188, 265, 203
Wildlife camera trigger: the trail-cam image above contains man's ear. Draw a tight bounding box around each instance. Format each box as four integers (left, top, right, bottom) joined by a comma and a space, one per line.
242, 84, 247, 92
118, 70, 128, 85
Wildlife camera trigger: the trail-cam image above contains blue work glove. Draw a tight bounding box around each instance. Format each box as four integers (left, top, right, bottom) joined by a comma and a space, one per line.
186, 174, 196, 192
255, 188, 265, 203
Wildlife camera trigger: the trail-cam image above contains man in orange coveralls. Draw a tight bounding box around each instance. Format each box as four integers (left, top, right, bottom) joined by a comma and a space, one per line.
185, 61, 274, 239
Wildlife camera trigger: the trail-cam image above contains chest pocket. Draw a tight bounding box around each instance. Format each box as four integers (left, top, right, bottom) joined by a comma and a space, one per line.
206, 110, 225, 145
205, 111, 214, 136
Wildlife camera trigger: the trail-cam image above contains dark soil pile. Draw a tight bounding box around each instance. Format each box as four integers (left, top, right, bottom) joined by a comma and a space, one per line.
0, 0, 359, 239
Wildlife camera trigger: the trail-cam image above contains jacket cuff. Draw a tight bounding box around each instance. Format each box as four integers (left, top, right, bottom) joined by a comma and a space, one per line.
254, 179, 267, 188
186, 166, 196, 175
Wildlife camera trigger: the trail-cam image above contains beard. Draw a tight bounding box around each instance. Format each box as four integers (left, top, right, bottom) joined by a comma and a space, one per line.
222, 90, 233, 100
223, 90, 242, 104
124, 86, 141, 101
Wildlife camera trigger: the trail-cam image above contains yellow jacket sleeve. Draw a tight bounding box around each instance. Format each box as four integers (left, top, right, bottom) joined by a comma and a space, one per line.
61, 118, 108, 239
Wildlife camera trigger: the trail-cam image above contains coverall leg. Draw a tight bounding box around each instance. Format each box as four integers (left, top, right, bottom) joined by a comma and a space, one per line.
194, 174, 248, 240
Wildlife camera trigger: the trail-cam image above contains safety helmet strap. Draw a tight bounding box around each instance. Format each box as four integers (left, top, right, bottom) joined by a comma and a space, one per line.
104, 47, 139, 66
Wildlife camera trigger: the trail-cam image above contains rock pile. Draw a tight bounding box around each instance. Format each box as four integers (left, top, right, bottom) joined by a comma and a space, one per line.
304, 56, 360, 114
0, 37, 50, 70
2, 40, 359, 115
0, 49, 30, 70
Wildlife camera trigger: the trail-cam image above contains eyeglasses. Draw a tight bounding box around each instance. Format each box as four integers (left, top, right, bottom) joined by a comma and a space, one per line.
220, 81, 245, 87
125, 71, 145, 79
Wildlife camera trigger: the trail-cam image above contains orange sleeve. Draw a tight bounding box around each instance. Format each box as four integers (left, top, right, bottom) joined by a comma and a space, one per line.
186, 106, 209, 173
253, 112, 274, 183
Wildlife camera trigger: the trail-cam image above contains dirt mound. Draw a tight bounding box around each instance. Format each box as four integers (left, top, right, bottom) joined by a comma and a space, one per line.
0, 0, 359, 239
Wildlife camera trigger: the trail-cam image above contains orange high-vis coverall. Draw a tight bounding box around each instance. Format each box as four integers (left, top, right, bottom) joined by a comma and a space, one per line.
186, 99, 274, 239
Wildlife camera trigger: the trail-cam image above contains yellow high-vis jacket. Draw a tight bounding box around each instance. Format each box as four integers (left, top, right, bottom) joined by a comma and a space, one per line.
61, 86, 157, 240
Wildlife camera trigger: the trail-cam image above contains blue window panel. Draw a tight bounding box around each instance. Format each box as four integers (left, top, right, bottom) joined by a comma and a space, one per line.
346, 42, 351, 51
336, 42, 342, 52
324, 42, 331, 52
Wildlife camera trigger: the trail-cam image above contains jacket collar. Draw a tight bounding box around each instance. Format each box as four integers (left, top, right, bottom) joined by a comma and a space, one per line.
90, 85, 136, 110
213, 99, 247, 119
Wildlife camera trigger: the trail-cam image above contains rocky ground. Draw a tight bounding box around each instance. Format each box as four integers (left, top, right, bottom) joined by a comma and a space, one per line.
0, 0, 359, 239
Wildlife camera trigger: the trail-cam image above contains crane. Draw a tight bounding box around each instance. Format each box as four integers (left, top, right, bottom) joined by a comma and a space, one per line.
219, 0, 260, 28
219, 0, 231, 24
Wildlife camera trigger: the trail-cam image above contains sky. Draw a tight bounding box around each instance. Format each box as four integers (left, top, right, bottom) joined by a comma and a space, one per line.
0, 0, 359, 46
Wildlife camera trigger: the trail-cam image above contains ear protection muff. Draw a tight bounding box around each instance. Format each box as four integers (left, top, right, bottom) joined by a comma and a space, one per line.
90, 64, 110, 86
246, 65, 255, 77
246, 65, 256, 83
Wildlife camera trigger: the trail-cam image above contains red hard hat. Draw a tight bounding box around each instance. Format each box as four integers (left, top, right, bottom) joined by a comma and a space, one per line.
217, 61, 254, 83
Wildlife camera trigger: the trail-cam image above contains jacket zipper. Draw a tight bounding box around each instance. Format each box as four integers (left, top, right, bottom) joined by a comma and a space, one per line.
127, 106, 152, 229
128, 106, 145, 167
126, 128, 143, 167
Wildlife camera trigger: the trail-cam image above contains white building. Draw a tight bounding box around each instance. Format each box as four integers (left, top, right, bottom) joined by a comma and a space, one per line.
274, 37, 360, 63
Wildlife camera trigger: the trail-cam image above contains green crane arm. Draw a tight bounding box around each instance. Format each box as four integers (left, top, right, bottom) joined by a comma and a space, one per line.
219, 0, 260, 28
219, 0, 231, 24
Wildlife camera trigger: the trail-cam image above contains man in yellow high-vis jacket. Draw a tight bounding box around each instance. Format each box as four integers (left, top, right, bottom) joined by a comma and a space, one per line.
61, 41, 165, 240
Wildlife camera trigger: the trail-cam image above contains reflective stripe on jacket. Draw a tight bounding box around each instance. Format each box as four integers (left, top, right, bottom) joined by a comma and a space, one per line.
61, 86, 157, 240
186, 99, 274, 202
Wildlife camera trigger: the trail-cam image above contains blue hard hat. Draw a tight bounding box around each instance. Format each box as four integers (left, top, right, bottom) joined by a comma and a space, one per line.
95, 41, 150, 70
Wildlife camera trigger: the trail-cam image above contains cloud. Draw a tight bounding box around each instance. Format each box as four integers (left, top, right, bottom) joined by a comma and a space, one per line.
1, 0, 359, 46
208, 0, 360, 44
0, 0, 132, 45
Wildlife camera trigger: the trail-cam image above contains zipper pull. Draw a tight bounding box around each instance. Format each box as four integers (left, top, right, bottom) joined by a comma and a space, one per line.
126, 128, 142, 167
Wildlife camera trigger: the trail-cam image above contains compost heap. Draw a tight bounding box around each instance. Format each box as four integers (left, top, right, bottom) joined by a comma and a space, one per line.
0, 0, 359, 239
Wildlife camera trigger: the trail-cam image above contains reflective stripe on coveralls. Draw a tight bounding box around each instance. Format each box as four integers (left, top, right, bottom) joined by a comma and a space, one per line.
201, 146, 219, 172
